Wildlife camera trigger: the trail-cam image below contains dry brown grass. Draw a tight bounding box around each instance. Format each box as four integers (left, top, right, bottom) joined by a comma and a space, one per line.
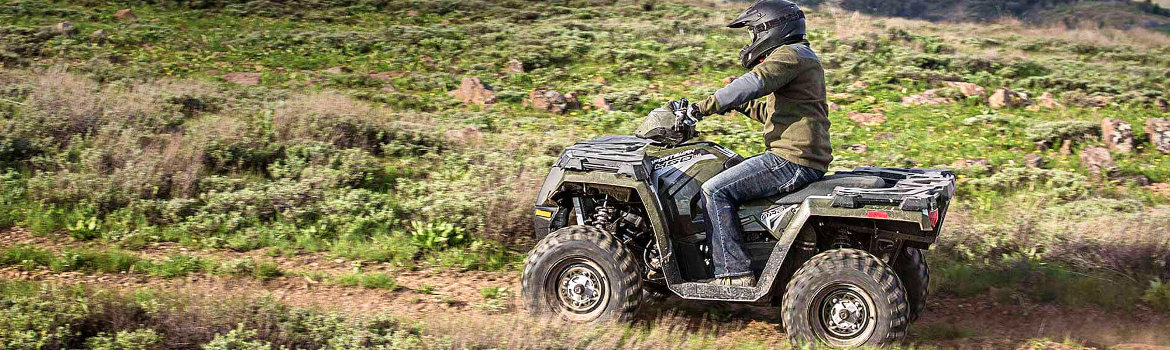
810, 5, 1170, 48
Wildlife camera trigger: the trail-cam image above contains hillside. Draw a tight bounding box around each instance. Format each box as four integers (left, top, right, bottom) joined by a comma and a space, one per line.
2, 0, 1170, 348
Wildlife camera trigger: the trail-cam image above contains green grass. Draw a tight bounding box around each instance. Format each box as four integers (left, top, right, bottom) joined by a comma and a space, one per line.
333, 272, 399, 290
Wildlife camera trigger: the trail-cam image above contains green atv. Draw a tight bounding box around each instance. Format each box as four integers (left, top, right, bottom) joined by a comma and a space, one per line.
521, 108, 955, 347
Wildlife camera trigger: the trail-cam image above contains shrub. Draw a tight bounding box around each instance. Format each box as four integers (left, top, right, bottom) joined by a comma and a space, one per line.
85, 329, 162, 350
967, 167, 1090, 200
1025, 120, 1100, 144
1143, 278, 1170, 312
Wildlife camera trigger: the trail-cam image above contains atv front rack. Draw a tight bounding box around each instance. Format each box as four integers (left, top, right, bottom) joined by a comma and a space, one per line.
829, 167, 956, 211
555, 135, 653, 180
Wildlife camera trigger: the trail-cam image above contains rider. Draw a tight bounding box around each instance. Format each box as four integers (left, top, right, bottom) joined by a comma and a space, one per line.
672, 0, 831, 286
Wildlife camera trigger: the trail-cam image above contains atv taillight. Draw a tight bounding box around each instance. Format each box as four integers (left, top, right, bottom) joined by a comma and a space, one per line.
928, 209, 939, 226
865, 211, 888, 219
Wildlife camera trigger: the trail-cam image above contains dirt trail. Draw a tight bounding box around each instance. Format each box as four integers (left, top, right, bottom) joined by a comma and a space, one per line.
3, 229, 1169, 349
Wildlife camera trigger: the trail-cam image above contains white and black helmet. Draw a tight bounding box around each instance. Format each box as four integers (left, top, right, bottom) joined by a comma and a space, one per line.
727, 0, 807, 69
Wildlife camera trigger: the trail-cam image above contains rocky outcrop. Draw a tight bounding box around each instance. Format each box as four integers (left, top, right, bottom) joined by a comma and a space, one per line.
448, 77, 496, 106
901, 89, 952, 106
1023, 154, 1044, 168
1079, 146, 1117, 176
527, 89, 579, 114
1147, 118, 1170, 154
945, 81, 986, 98
52, 22, 76, 36
114, 9, 137, 20
503, 59, 524, 74
848, 81, 869, 90
1035, 92, 1062, 109
847, 111, 885, 126
222, 72, 260, 85
988, 87, 1029, 108
1100, 118, 1134, 153
591, 95, 613, 111
1156, 97, 1168, 112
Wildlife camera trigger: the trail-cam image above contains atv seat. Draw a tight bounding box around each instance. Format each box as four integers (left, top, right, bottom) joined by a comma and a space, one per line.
769, 174, 886, 205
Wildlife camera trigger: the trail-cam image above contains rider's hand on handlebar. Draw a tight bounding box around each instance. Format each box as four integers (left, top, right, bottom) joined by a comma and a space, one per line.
667, 98, 703, 127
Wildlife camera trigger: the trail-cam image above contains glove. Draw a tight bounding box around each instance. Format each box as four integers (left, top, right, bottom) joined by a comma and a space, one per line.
667, 98, 703, 126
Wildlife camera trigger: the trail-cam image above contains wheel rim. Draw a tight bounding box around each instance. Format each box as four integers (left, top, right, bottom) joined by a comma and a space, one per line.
546, 257, 609, 321
809, 282, 877, 346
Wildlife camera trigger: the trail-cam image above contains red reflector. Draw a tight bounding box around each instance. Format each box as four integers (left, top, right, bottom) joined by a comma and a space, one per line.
866, 211, 889, 219
929, 210, 940, 226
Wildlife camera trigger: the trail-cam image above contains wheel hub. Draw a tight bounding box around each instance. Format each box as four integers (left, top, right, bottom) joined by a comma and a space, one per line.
818, 287, 871, 339
557, 264, 603, 312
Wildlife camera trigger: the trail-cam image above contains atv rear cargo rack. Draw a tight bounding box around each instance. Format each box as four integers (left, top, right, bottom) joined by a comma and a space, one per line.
828, 167, 956, 211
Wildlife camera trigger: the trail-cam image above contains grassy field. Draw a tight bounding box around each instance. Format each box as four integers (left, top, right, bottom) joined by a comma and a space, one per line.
2, 0, 1170, 348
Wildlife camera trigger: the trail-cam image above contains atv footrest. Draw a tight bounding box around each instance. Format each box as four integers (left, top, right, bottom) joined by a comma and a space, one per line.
670, 282, 760, 302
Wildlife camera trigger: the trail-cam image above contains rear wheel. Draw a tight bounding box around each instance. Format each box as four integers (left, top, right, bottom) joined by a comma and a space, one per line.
782, 249, 908, 348
892, 247, 929, 322
521, 225, 641, 322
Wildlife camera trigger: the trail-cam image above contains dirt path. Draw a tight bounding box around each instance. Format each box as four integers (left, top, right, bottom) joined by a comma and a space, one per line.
3, 229, 1169, 349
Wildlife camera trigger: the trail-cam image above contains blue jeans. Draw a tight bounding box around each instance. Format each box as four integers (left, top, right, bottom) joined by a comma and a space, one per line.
700, 152, 825, 278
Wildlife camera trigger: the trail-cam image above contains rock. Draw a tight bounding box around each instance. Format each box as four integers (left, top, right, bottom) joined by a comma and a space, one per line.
874, 132, 896, 141
988, 87, 1029, 108
1023, 154, 1044, 168
445, 126, 482, 145
322, 66, 348, 74
847, 111, 885, 126
683, 80, 701, 87
90, 29, 107, 41
843, 144, 868, 153
1059, 139, 1072, 155
1100, 118, 1134, 153
564, 92, 581, 110
591, 76, 608, 85
448, 77, 496, 106
114, 8, 137, 20
827, 101, 840, 112
1156, 97, 1168, 112
1035, 92, 1062, 109
527, 89, 577, 114
1117, 174, 1151, 186
380, 86, 396, 92
1077, 95, 1113, 108
721, 75, 738, 85
848, 81, 869, 90
222, 72, 260, 85
592, 95, 613, 111
901, 89, 952, 106
503, 59, 524, 74
52, 21, 76, 36
367, 72, 395, 82
829, 92, 853, 100
945, 81, 986, 98
1079, 146, 1117, 176
1147, 118, 1170, 154
407, 10, 419, 16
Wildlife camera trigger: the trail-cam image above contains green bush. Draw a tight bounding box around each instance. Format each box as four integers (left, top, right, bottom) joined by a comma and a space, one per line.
1144, 278, 1170, 312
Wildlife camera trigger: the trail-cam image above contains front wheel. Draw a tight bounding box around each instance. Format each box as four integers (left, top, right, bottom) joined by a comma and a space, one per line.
782, 249, 909, 348
521, 225, 642, 322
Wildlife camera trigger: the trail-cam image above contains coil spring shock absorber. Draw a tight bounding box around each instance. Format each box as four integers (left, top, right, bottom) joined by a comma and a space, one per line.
591, 206, 616, 228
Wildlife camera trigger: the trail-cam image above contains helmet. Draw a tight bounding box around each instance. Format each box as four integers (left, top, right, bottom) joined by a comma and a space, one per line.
727, 0, 807, 69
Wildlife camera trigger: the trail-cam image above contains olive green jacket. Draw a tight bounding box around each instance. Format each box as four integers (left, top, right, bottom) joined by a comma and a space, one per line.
697, 42, 832, 171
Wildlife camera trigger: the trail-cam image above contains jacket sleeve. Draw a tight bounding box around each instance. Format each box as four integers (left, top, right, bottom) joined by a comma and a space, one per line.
696, 46, 802, 116
732, 100, 769, 124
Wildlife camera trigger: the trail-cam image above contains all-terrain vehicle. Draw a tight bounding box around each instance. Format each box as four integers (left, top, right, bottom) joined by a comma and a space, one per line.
521, 107, 955, 347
